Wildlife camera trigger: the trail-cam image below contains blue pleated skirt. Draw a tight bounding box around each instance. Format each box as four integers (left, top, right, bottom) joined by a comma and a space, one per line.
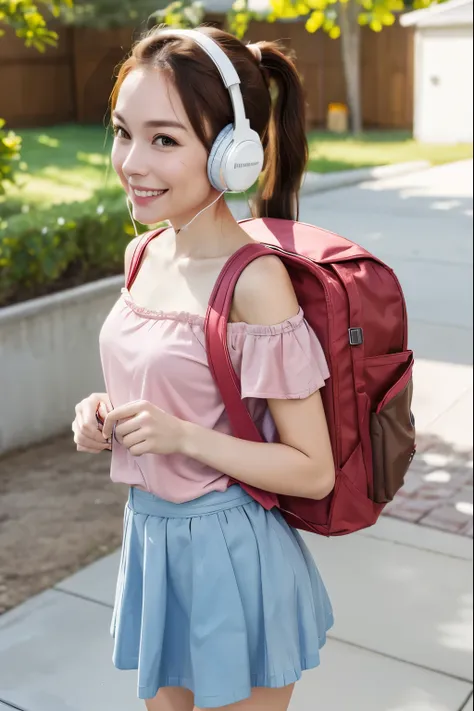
111, 485, 334, 708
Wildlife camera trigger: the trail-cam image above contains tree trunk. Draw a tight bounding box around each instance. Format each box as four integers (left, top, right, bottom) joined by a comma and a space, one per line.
339, 0, 362, 134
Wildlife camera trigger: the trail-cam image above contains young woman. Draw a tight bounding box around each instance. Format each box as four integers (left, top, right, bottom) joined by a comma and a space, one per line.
72, 26, 335, 711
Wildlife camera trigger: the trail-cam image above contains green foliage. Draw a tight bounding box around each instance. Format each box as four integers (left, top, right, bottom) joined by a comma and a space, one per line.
231, 0, 442, 39
0, 187, 138, 307
155, 0, 441, 40
0, 1, 73, 50
0, 120, 22, 195
226, 0, 265, 38
0, 195, 26, 219
148, 0, 205, 31
61, 0, 168, 28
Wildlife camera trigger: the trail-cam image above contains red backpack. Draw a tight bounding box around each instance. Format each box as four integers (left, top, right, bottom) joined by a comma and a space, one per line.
204, 218, 416, 536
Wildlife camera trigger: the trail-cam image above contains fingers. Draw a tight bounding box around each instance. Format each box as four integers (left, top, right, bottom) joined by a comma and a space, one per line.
73, 393, 114, 454
97, 402, 108, 423
114, 416, 139, 442
83, 417, 109, 445
75, 396, 147, 454
103, 401, 144, 439
74, 402, 85, 431
76, 394, 112, 427
122, 428, 146, 449
101, 394, 114, 414
97, 396, 113, 423
102, 416, 115, 441
129, 441, 148, 457
79, 398, 111, 443
72, 421, 111, 452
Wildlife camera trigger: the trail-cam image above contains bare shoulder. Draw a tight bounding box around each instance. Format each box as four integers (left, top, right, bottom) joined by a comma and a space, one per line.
232, 254, 299, 326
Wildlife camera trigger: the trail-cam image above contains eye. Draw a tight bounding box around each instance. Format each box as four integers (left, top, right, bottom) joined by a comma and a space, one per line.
112, 125, 129, 139
153, 135, 177, 148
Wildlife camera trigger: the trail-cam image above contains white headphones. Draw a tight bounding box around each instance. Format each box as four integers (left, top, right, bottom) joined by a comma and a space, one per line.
157, 29, 264, 193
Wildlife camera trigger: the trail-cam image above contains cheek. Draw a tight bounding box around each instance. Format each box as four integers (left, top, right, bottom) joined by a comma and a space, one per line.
170, 145, 209, 186
111, 143, 127, 186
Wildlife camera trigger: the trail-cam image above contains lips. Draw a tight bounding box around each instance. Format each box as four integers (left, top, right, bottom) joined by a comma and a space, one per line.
129, 186, 169, 207
130, 187, 168, 198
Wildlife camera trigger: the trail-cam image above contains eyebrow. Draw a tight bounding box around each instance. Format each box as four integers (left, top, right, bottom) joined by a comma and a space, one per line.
112, 111, 187, 131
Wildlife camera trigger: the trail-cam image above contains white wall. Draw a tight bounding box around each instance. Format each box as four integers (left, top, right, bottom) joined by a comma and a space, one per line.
0, 277, 123, 456
415, 27, 473, 143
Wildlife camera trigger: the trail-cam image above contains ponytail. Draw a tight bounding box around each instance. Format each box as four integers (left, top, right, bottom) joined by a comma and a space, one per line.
253, 42, 308, 222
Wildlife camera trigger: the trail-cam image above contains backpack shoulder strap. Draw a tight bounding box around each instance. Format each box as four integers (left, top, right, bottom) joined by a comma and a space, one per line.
205, 242, 273, 442
204, 241, 281, 511
126, 227, 167, 290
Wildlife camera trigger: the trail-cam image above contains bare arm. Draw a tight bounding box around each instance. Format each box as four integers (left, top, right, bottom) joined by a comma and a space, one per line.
181, 255, 335, 500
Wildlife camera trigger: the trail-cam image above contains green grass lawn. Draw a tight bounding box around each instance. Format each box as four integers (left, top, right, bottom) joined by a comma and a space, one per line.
4, 125, 119, 207
2, 124, 472, 209
307, 130, 473, 173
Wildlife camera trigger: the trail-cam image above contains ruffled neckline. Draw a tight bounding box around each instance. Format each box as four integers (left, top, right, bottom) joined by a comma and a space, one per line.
121, 288, 304, 335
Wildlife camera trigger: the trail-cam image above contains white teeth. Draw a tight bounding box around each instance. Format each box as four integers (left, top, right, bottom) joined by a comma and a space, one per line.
133, 189, 165, 198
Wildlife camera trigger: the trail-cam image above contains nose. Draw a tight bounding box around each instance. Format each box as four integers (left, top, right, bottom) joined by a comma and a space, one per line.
121, 140, 148, 181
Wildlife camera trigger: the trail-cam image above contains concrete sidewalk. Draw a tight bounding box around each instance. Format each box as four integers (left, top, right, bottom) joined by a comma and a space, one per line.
0, 515, 472, 710
0, 161, 472, 710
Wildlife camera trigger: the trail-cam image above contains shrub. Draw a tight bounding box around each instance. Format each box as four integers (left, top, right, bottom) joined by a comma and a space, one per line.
0, 120, 22, 195
0, 196, 28, 219
0, 187, 140, 307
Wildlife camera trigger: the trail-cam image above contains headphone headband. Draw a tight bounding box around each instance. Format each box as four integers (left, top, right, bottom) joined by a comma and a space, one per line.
157, 28, 241, 88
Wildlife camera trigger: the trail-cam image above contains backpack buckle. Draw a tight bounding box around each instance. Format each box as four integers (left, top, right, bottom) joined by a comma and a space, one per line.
349, 327, 364, 346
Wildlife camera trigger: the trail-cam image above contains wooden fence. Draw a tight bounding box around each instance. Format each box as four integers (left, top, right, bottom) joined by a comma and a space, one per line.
244, 20, 414, 129
0, 25, 76, 127
0, 20, 414, 129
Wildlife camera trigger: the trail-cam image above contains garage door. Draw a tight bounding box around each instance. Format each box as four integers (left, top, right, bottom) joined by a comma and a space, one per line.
416, 28, 473, 143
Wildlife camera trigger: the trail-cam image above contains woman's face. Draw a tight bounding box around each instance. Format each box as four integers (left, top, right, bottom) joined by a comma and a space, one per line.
111, 67, 215, 227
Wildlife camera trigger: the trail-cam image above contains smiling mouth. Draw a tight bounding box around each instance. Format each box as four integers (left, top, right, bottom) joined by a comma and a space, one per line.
131, 188, 168, 198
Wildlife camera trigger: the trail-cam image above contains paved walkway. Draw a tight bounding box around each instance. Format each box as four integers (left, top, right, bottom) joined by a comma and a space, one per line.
0, 162, 472, 710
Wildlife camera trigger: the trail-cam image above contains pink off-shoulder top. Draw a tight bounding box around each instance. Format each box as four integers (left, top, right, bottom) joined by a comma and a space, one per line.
99, 274, 330, 503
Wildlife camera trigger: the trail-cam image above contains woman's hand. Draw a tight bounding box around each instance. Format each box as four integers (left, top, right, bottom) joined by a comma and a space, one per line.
101, 400, 185, 457
72, 393, 113, 454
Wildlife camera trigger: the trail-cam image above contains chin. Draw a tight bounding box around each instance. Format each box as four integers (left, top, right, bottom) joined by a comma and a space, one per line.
131, 191, 215, 228
131, 204, 169, 227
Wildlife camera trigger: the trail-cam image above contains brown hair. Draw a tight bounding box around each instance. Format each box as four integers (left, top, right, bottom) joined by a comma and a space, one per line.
110, 26, 308, 221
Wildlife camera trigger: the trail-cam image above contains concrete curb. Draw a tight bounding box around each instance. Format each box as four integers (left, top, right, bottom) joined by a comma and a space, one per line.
0, 275, 123, 327
300, 160, 431, 195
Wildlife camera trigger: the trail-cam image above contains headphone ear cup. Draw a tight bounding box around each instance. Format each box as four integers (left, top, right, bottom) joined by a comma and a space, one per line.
222, 140, 264, 192
207, 124, 234, 191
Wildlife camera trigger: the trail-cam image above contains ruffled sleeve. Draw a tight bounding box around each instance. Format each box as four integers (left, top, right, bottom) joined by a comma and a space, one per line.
229, 308, 330, 400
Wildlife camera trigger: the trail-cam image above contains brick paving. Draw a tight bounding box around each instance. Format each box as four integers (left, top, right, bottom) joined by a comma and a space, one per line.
383, 434, 473, 537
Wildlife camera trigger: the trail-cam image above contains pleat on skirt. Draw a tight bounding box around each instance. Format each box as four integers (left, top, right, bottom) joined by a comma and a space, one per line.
111, 485, 334, 709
